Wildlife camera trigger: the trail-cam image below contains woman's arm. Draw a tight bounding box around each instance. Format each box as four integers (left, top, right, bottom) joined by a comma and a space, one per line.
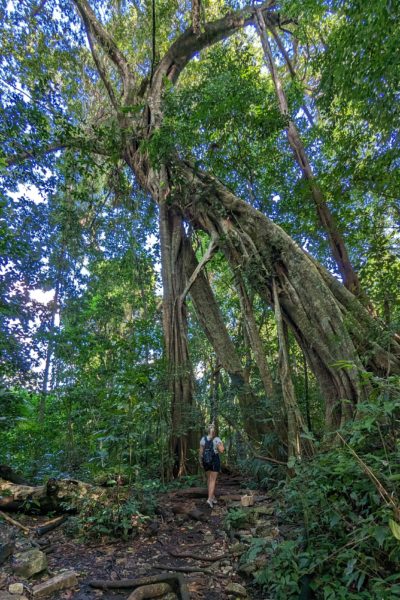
216, 441, 224, 453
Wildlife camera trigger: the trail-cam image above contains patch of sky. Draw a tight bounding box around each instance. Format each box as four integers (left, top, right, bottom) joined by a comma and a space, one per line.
8, 183, 46, 205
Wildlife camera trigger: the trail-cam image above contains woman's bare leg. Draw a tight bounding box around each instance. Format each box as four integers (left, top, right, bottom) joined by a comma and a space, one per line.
208, 471, 218, 500
206, 471, 211, 500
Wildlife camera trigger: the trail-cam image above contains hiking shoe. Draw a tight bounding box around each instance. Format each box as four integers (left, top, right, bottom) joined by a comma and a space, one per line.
211, 497, 218, 504
206, 499, 214, 509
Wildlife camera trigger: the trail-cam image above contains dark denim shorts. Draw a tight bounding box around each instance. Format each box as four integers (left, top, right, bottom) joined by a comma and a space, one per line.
203, 453, 221, 473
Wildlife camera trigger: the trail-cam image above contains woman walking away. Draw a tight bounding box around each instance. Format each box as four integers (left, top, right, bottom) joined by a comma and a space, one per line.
199, 424, 224, 508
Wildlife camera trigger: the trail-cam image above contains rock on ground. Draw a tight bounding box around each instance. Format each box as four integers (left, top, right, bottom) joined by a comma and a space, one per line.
11, 549, 47, 578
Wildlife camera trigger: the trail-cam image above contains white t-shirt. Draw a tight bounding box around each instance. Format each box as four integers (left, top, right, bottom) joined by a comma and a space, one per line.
200, 435, 222, 454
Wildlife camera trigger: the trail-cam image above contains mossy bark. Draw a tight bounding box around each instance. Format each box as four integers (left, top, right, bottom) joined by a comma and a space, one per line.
159, 204, 197, 476
166, 161, 400, 429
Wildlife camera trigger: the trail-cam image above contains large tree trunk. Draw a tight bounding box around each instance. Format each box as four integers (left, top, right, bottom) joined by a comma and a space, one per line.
159, 204, 198, 476
182, 237, 273, 445
166, 160, 400, 429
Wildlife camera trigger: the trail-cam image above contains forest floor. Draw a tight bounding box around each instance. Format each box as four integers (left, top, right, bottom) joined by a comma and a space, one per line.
0, 473, 277, 600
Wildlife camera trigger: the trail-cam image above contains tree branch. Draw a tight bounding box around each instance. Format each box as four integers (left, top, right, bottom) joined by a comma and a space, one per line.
5, 137, 110, 168
253, 453, 287, 466
150, 0, 156, 82
179, 234, 217, 304
72, 0, 134, 103
30, 0, 47, 19
5, 144, 66, 167
267, 24, 315, 126
86, 26, 119, 110
150, 1, 276, 106
192, 0, 201, 36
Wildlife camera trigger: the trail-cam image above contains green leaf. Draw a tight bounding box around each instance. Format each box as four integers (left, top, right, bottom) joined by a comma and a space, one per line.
389, 519, 400, 541
373, 526, 387, 547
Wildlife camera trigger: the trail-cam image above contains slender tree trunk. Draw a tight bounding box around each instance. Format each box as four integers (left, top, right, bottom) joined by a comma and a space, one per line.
256, 9, 361, 296
302, 350, 312, 432
209, 362, 220, 424
181, 237, 271, 445
273, 279, 313, 459
267, 23, 314, 126
159, 204, 197, 476
38, 270, 62, 422
234, 273, 274, 398
234, 275, 288, 445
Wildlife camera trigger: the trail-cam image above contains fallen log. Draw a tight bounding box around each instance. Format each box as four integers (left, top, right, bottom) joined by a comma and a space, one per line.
35, 515, 68, 536
174, 487, 208, 498
168, 549, 227, 562
0, 478, 105, 514
152, 563, 229, 577
89, 574, 190, 600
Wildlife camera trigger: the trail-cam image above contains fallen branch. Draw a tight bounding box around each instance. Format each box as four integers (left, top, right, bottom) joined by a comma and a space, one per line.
35, 515, 68, 537
254, 453, 287, 466
152, 563, 228, 577
0, 510, 30, 533
89, 575, 177, 589
179, 542, 212, 548
174, 487, 208, 498
168, 549, 227, 561
127, 582, 173, 599
88, 573, 190, 599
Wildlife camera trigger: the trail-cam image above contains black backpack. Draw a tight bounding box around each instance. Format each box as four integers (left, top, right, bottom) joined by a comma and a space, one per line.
202, 437, 214, 468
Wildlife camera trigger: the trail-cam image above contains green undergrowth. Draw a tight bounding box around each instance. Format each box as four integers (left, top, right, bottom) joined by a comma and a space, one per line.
63, 484, 153, 540
63, 473, 203, 540
250, 384, 400, 599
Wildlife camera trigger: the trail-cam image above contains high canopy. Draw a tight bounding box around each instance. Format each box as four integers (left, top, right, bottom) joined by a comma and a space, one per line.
2, 1, 400, 469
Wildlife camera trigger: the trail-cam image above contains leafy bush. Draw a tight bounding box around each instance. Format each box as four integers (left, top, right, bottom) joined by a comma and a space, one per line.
255, 388, 400, 599
60, 479, 160, 541
224, 507, 255, 530
70, 489, 151, 540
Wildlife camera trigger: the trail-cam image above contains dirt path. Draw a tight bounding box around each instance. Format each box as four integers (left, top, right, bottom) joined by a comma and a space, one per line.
1, 474, 276, 599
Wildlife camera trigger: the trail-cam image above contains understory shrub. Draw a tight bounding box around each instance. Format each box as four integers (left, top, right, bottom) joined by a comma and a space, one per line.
63, 481, 158, 540
255, 383, 400, 599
